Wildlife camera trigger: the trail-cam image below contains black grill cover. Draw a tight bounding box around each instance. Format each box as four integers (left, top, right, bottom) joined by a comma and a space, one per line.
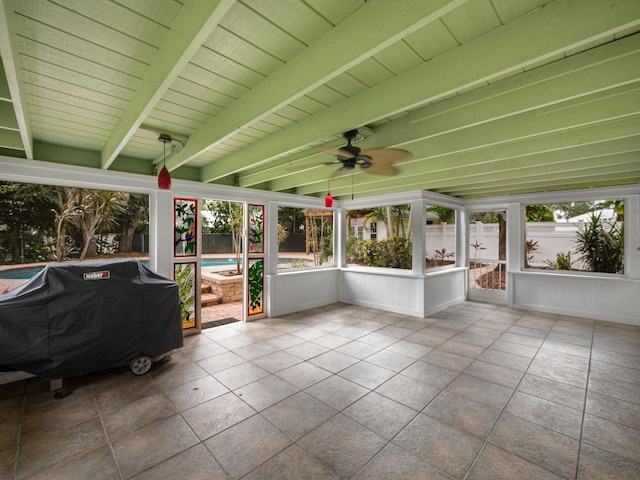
0, 258, 183, 379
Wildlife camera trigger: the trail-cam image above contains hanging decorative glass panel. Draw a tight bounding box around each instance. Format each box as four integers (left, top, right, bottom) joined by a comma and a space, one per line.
174, 198, 197, 257
248, 204, 264, 254
174, 262, 196, 330
248, 258, 264, 316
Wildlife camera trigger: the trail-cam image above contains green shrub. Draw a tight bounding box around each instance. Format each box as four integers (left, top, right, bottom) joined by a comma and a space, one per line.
360, 236, 412, 269
574, 213, 623, 274
545, 251, 574, 270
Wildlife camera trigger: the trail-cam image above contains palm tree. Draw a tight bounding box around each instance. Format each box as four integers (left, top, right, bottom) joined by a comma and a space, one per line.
363, 207, 391, 236
364, 204, 412, 238
75, 190, 128, 259
117, 194, 148, 253
52, 187, 81, 261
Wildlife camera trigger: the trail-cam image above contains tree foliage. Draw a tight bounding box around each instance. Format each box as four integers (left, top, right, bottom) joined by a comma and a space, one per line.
1, 181, 147, 263
0, 182, 58, 262
574, 212, 624, 274
427, 205, 456, 223
203, 200, 243, 272
525, 204, 554, 222
355, 237, 412, 269
363, 204, 412, 238
116, 193, 149, 253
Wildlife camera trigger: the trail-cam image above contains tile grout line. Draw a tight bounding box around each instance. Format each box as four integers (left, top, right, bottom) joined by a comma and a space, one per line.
459, 307, 530, 480
147, 360, 233, 480
91, 383, 125, 480
461, 309, 565, 480
573, 320, 595, 480
11, 384, 28, 480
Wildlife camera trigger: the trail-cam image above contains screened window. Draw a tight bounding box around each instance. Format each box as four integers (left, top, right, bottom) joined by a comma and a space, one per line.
346, 204, 412, 269
277, 206, 334, 270
425, 204, 456, 269
523, 200, 624, 274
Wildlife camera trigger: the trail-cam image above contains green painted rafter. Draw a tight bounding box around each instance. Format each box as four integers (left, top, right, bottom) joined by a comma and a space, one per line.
202, 0, 640, 184
266, 39, 640, 192
166, 0, 469, 173
322, 132, 640, 197
0, 0, 32, 158
286, 84, 640, 196
100, 0, 235, 169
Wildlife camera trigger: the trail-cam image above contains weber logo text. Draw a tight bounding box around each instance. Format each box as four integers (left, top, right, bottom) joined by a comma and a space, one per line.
83, 271, 110, 280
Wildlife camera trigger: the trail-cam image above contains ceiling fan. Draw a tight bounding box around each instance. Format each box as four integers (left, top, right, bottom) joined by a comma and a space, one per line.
306, 129, 411, 178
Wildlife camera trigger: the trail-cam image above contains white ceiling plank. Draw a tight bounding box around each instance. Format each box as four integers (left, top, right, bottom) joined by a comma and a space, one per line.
0, 0, 32, 158
166, 0, 469, 171
202, 0, 640, 183
100, 0, 235, 169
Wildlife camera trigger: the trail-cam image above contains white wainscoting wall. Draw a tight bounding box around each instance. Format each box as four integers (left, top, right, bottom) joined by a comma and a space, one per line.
340, 269, 425, 317
511, 272, 640, 325
268, 267, 469, 320
266, 268, 340, 318
424, 268, 468, 316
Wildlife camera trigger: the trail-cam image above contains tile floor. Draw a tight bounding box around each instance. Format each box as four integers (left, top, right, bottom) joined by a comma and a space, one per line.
1, 301, 640, 480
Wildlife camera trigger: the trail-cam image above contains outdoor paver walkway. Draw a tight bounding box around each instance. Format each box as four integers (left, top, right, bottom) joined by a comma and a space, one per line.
202, 302, 242, 327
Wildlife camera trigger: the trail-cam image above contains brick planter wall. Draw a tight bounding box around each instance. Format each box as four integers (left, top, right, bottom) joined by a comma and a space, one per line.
202, 272, 243, 303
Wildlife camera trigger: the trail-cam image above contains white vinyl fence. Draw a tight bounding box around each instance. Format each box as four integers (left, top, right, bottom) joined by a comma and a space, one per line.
368, 220, 621, 271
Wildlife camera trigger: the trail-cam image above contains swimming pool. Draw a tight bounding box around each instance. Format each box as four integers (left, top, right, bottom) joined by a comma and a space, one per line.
0, 258, 300, 279
0, 259, 238, 279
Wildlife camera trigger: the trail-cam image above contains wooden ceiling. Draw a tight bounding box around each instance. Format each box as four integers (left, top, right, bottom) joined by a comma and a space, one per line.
1, 0, 639, 199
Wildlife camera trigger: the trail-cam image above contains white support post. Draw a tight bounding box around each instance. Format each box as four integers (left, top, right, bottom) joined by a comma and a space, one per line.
506, 203, 522, 307
457, 208, 468, 268
149, 190, 174, 279
506, 203, 523, 273
266, 201, 279, 276
411, 199, 426, 275
627, 194, 640, 280
335, 207, 346, 268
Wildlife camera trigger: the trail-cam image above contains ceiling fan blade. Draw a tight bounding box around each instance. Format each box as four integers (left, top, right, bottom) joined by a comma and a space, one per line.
286, 161, 337, 172
328, 167, 349, 179
317, 145, 357, 158
364, 163, 399, 176
361, 148, 411, 164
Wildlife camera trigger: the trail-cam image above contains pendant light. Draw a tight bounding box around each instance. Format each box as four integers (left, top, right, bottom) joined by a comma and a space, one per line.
157, 134, 172, 190
325, 180, 333, 207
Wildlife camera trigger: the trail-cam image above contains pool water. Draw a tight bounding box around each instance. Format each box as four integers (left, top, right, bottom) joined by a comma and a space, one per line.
0, 258, 297, 280
0, 267, 44, 279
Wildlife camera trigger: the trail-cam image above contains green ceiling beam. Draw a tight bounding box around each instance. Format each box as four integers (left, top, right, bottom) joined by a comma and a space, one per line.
267, 33, 640, 191
337, 166, 640, 200
297, 117, 640, 196
454, 177, 640, 199
0, 101, 18, 128
0, 60, 10, 100
0, 128, 23, 150
406, 34, 640, 128
239, 148, 330, 187
334, 151, 640, 198
289, 87, 640, 195
0, 0, 33, 158
100, 0, 235, 170
448, 161, 640, 194
323, 136, 640, 197
168, 0, 468, 173
441, 166, 640, 196
271, 87, 638, 195
202, 0, 640, 183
